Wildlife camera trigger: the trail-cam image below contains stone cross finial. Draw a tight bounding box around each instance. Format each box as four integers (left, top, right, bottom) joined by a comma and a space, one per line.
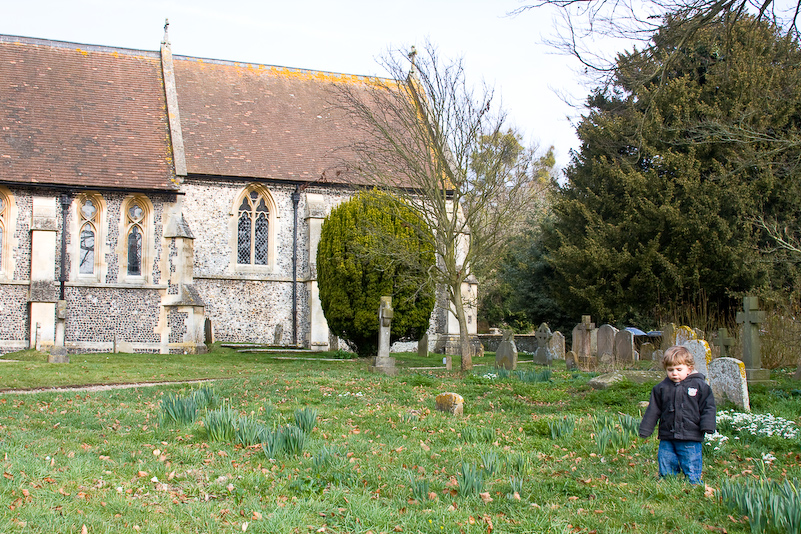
408, 46, 417, 72
713, 327, 735, 358
162, 19, 170, 46
736, 296, 765, 370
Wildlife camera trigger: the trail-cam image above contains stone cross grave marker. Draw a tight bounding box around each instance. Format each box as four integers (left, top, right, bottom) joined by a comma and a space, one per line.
572, 315, 595, 360
713, 328, 735, 358
533, 323, 554, 365
615, 329, 638, 363
495, 329, 518, 370
681, 339, 711, 380
370, 296, 397, 375
709, 357, 750, 411
549, 331, 565, 361
735, 296, 769, 382
597, 324, 618, 360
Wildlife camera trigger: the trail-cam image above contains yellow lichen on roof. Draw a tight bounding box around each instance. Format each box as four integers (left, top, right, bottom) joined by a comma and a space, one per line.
76, 48, 89, 56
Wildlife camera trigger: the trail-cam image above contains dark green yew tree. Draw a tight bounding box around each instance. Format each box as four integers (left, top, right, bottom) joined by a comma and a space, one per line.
545, 16, 801, 325
316, 190, 436, 357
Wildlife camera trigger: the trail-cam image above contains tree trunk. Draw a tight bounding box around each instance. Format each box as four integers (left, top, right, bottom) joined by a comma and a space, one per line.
452, 280, 473, 371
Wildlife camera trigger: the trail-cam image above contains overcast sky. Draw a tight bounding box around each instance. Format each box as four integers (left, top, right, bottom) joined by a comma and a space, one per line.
2, 0, 597, 171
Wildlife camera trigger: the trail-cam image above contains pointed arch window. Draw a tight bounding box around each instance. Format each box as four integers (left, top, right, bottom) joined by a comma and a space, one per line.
0, 193, 6, 270
79, 198, 98, 275
126, 201, 145, 276
237, 190, 270, 266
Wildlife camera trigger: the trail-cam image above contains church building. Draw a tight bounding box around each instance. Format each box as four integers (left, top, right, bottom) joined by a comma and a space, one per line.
0, 28, 477, 356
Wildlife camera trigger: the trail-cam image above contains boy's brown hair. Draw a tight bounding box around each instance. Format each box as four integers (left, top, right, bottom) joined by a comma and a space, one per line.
661, 345, 695, 370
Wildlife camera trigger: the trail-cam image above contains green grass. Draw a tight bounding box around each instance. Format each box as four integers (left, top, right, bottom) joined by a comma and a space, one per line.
0, 351, 799, 533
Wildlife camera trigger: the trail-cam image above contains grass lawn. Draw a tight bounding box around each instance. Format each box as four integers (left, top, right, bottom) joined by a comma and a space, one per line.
1, 346, 799, 533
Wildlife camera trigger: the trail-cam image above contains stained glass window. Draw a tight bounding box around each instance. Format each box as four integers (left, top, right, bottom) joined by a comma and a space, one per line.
237, 190, 270, 265
126, 200, 145, 276
79, 198, 98, 274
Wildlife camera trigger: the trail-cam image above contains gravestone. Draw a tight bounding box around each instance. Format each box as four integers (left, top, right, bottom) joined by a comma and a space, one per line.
597, 324, 618, 360
533, 323, 554, 365
675, 325, 696, 346
495, 330, 518, 370
418, 333, 429, 358
572, 315, 595, 360
273, 323, 283, 346
204, 318, 214, 347
681, 339, 712, 380
565, 351, 577, 371
370, 296, 398, 375
793, 361, 801, 381
709, 357, 750, 411
713, 328, 735, 358
693, 328, 705, 340
660, 323, 677, 350
549, 331, 565, 361
614, 329, 638, 363
735, 296, 770, 383
640, 342, 655, 362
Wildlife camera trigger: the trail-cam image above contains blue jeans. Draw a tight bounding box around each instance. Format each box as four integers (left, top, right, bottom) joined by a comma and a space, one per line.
658, 440, 703, 484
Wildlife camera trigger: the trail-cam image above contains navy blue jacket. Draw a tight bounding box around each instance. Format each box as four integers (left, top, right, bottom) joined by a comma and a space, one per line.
638, 373, 716, 442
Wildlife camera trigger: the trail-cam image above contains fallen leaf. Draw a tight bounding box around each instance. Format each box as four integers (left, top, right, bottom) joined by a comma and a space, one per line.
81, 525, 88, 534
419, 441, 430, 451
479, 492, 493, 504
704, 485, 716, 498
252, 511, 263, 520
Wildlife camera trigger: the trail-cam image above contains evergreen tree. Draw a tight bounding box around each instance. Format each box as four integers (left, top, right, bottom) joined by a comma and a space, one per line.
545, 16, 801, 325
317, 190, 436, 357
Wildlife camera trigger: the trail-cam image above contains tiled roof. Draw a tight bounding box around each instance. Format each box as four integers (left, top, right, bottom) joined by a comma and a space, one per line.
174, 56, 377, 185
0, 36, 177, 191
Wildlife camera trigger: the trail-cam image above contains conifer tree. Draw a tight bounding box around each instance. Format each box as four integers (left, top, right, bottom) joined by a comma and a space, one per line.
317, 190, 436, 357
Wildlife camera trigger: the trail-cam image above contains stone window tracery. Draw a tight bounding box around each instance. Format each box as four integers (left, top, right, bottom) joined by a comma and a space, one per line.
121, 195, 152, 281
79, 197, 98, 275
233, 185, 275, 270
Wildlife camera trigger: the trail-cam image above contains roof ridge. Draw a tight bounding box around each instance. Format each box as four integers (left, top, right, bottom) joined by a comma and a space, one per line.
172, 53, 394, 83
0, 33, 159, 58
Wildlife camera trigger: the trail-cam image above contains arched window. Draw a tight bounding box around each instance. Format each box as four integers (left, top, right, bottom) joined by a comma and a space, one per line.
0, 191, 6, 274
236, 187, 273, 266
121, 195, 152, 280
78, 196, 100, 275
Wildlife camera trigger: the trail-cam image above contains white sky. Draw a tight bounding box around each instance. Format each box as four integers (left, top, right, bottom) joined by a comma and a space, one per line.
2, 0, 594, 171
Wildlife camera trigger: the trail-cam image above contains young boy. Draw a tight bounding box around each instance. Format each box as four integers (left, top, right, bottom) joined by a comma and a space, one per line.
638, 345, 716, 485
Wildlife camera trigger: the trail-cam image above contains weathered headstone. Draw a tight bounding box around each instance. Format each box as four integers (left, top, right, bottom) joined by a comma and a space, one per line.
435, 392, 464, 415
495, 329, 518, 370
549, 331, 565, 361
533, 323, 554, 365
640, 342, 655, 362
735, 296, 770, 383
713, 328, 735, 358
597, 324, 618, 360
273, 323, 283, 346
572, 315, 595, 359
793, 361, 801, 381
204, 318, 214, 346
675, 325, 696, 346
565, 351, 577, 371
615, 329, 638, 363
693, 328, 705, 340
681, 339, 712, 380
418, 333, 429, 358
709, 357, 750, 411
370, 296, 398, 375
660, 323, 677, 350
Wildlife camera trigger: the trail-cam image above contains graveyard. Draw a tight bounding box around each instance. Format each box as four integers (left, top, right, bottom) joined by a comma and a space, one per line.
1, 318, 799, 534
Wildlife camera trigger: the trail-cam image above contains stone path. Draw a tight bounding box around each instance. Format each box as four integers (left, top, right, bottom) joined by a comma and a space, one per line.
0, 378, 215, 395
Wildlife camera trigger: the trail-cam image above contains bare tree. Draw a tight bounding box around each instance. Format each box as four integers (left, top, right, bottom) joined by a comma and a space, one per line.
513, 0, 800, 83
332, 43, 547, 370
